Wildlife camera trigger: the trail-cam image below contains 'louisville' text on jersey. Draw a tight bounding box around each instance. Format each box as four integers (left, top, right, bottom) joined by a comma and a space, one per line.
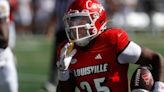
73, 63, 108, 77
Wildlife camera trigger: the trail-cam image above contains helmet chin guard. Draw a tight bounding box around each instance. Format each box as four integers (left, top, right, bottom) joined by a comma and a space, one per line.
63, 0, 107, 46
75, 38, 90, 47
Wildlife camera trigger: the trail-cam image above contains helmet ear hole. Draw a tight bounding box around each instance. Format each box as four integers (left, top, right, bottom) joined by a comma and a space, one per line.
93, 13, 99, 19
92, 29, 97, 34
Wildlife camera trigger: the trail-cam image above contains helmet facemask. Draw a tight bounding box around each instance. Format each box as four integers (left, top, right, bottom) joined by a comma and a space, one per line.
64, 10, 101, 46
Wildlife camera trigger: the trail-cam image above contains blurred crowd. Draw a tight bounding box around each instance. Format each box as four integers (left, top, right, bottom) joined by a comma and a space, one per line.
13, 0, 55, 36
106, 0, 164, 31
11, 0, 164, 37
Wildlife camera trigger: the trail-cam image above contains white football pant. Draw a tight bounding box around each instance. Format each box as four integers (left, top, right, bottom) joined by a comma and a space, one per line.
0, 47, 18, 92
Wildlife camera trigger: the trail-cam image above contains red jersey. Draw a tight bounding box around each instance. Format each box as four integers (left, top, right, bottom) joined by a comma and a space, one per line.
58, 28, 130, 92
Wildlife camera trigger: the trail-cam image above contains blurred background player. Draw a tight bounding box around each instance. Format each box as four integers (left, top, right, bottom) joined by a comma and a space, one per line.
16, 0, 32, 34
41, 0, 74, 92
8, 0, 18, 50
56, 0, 164, 92
31, 0, 55, 34
0, 0, 18, 92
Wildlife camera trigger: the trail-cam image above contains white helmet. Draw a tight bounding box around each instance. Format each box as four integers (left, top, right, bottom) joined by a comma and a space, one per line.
0, 0, 10, 19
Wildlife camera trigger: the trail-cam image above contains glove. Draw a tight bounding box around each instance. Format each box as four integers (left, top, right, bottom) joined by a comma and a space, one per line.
57, 42, 76, 81
153, 81, 164, 92
57, 42, 76, 71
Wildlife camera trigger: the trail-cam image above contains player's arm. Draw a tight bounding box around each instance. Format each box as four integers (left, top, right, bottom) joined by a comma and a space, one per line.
56, 42, 76, 92
118, 41, 164, 91
136, 47, 164, 82
57, 72, 76, 92
116, 29, 164, 91
136, 47, 164, 92
115, 29, 164, 81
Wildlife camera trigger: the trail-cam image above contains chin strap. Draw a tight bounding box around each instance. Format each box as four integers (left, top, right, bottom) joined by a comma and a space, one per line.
75, 38, 90, 47
58, 70, 70, 81
99, 18, 112, 32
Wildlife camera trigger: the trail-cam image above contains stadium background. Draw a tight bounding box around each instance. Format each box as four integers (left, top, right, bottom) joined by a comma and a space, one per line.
10, 0, 164, 92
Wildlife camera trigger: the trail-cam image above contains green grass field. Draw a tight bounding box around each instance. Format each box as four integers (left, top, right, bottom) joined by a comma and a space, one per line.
14, 31, 164, 92
14, 35, 53, 92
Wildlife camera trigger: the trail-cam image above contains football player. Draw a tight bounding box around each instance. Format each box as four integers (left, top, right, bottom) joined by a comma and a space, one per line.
56, 0, 164, 92
0, 0, 18, 92
8, 0, 18, 50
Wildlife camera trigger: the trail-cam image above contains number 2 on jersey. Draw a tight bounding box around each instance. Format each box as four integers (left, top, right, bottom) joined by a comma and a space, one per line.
80, 77, 110, 92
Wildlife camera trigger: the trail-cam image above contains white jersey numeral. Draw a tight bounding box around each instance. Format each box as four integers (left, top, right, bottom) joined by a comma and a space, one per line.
80, 81, 92, 92
80, 77, 110, 92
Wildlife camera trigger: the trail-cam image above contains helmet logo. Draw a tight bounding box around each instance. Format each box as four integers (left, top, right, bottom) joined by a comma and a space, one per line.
86, 0, 104, 13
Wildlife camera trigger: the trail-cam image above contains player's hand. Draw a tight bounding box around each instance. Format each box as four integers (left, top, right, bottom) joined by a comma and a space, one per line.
57, 42, 76, 71
57, 42, 76, 81
153, 81, 164, 92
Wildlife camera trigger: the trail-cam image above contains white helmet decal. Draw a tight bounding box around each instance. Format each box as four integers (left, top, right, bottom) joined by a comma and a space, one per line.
86, 0, 104, 13
86, 0, 92, 9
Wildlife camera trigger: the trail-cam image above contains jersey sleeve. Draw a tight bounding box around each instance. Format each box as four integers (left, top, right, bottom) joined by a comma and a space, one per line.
114, 29, 142, 64
118, 41, 142, 64
116, 28, 130, 53
114, 28, 141, 64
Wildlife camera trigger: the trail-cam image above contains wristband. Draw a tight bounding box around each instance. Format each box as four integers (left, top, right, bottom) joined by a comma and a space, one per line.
58, 70, 70, 81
